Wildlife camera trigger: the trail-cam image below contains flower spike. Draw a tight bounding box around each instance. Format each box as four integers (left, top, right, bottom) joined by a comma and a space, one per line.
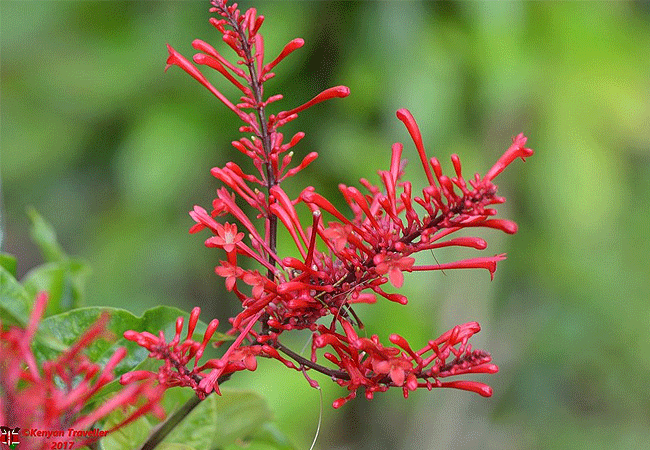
124, 0, 533, 411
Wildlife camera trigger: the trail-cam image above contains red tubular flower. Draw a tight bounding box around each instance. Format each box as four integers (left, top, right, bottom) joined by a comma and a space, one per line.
484, 133, 534, 182
165, 44, 252, 126
275, 86, 351, 120
410, 254, 507, 280
262, 38, 304, 77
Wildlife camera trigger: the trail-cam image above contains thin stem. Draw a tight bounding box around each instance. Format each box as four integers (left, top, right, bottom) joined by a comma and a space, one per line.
273, 341, 425, 386
225, 6, 278, 275
274, 341, 348, 380
218, 5, 278, 338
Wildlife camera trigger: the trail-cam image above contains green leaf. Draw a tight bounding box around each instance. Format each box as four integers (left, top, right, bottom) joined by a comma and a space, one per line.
27, 206, 67, 263
160, 386, 196, 416
164, 389, 273, 449
0, 253, 17, 277
22, 258, 90, 315
0, 264, 32, 327
33, 305, 198, 372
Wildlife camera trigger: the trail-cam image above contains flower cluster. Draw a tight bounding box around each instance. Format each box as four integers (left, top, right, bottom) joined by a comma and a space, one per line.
314, 321, 498, 407
0, 293, 165, 450
121, 306, 289, 397
123, 0, 533, 408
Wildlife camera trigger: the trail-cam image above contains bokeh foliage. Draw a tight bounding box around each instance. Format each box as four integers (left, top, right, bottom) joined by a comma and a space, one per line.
2, 1, 649, 449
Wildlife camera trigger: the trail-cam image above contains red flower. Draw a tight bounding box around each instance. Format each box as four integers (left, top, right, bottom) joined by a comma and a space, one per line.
205, 222, 244, 253
321, 222, 352, 253
373, 254, 416, 288
214, 261, 244, 291
372, 356, 413, 386
242, 270, 268, 298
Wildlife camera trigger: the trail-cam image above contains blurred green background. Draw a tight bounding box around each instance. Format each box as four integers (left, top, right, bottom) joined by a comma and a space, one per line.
2, 1, 649, 449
